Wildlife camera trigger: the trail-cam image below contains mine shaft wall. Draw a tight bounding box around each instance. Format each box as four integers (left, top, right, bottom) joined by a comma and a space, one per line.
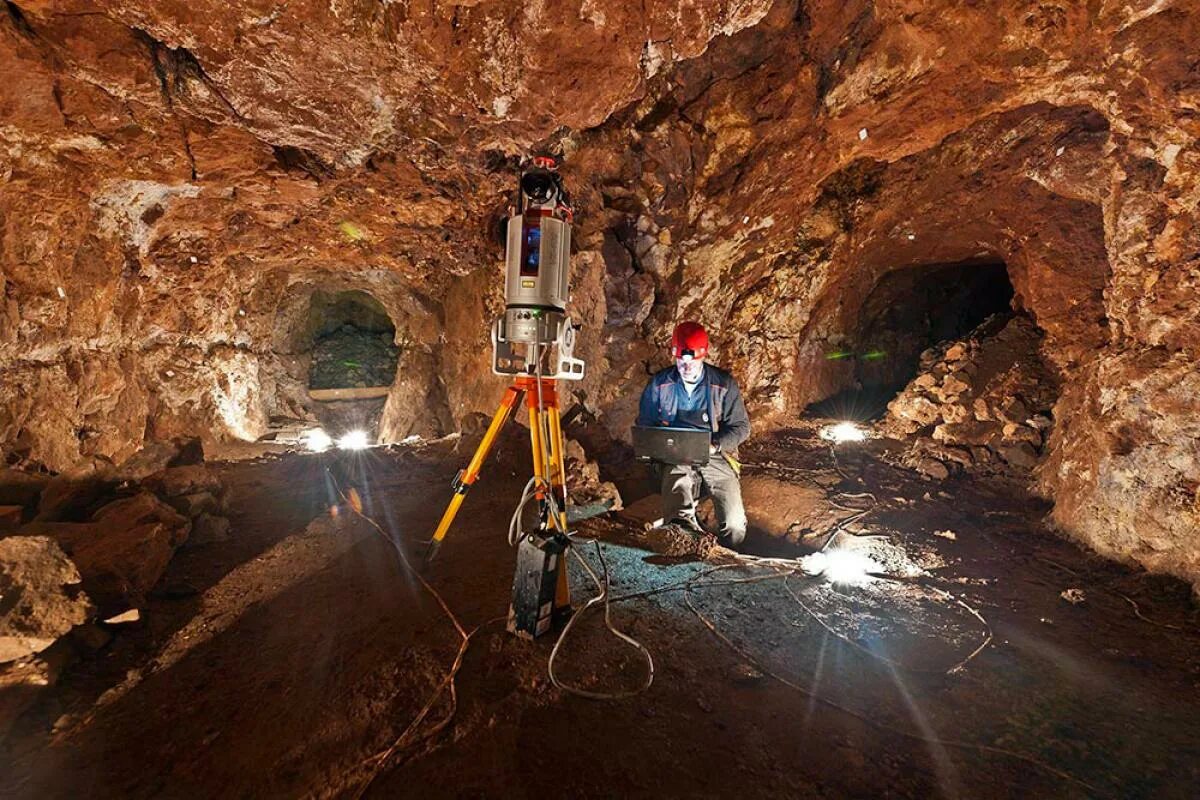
1, 1, 1197, 590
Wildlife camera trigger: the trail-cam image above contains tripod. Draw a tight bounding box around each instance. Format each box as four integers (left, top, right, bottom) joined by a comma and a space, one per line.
427, 374, 573, 637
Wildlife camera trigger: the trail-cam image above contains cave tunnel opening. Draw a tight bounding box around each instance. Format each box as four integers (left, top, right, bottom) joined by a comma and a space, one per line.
303, 290, 399, 393
810, 259, 1015, 420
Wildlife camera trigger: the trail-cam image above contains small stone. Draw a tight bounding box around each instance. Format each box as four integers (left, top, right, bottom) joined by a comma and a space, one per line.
1060, 588, 1086, 605
997, 442, 1039, 469
998, 397, 1030, 424
93, 492, 189, 532
110, 437, 203, 482
35, 474, 114, 522
1007, 424, 1042, 447
189, 513, 231, 546
944, 344, 967, 361
942, 403, 971, 424
916, 457, 950, 480
71, 623, 113, 651
1027, 414, 1054, 431
728, 663, 763, 684
890, 395, 940, 428
166, 492, 219, 518
146, 465, 221, 498
0, 537, 93, 663
103, 609, 140, 625
940, 446, 973, 467
940, 372, 971, 397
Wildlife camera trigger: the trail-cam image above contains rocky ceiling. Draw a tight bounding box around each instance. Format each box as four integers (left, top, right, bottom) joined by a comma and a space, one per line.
1, 0, 1197, 590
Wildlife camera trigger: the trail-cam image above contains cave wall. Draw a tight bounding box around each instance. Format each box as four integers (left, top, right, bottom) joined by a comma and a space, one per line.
1, 1, 1197, 589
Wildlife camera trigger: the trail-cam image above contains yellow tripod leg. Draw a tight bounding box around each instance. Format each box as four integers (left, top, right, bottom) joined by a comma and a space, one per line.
426, 386, 523, 563
545, 400, 572, 611
546, 405, 569, 533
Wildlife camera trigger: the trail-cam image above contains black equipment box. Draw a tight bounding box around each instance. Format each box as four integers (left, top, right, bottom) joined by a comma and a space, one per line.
507, 533, 569, 639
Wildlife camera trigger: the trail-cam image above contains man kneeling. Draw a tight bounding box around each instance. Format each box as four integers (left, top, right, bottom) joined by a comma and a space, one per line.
637, 321, 751, 549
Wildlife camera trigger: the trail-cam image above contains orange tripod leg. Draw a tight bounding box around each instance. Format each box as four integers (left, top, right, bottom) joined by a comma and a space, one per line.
426, 385, 524, 563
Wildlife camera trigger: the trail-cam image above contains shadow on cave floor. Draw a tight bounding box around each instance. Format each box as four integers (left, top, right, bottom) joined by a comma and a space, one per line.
3, 428, 1199, 800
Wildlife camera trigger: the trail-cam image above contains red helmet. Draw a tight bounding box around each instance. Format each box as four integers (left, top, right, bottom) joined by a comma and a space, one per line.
671, 321, 709, 359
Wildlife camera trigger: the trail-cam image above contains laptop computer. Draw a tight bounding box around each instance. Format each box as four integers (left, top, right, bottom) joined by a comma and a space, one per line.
632, 425, 711, 466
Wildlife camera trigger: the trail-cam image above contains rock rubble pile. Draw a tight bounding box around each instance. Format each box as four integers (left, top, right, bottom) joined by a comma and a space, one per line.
882, 316, 1059, 481
0, 438, 232, 736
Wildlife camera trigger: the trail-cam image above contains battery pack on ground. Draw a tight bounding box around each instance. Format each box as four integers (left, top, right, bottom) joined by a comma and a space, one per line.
507, 533, 569, 640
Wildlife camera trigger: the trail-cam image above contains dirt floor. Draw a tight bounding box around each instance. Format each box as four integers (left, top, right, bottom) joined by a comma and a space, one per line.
3, 424, 1199, 799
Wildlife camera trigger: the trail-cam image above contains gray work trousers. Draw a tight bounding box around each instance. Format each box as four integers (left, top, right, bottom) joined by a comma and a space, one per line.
661, 455, 747, 547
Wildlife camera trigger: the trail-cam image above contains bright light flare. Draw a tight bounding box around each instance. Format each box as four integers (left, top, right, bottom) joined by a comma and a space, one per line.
820, 421, 867, 443
337, 430, 371, 450
800, 550, 881, 586
302, 428, 333, 452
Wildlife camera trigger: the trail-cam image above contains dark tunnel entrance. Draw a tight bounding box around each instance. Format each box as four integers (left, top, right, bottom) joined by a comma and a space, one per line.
304, 290, 399, 392
811, 259, 1015, 419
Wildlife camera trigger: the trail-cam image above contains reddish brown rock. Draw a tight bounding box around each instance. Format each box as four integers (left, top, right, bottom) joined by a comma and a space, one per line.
1042, 350, 1200, 590
0, 536, 92, 663
0, 1, 1197, 592
884, 316, 1059, 482
20, 493, 190, 612
92, 492, 190, 531
144, 465, 222, 499
563, 439, 623, 512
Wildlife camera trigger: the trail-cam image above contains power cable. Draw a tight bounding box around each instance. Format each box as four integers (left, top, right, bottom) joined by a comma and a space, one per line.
322, 469, 478, 799
546, 540, 655, 700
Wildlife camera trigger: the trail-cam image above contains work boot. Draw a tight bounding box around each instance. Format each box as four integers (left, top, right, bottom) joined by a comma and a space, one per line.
669, 516, 705, 536
718, 526, 746, 551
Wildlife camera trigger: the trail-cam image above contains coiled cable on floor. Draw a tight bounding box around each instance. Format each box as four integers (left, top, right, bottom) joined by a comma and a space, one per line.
510, 476, 655, 700
546, 538, 656, 700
